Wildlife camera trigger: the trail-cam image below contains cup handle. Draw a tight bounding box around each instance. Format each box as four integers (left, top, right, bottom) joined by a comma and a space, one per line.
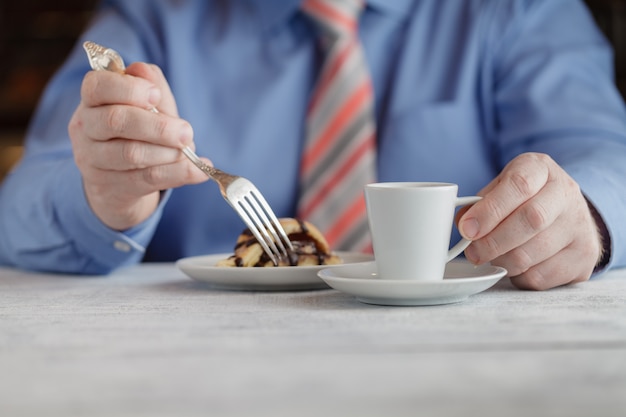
446, 196, 483, 262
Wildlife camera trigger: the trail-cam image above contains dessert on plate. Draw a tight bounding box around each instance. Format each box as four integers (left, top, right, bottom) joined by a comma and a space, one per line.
216, 218, 343, 267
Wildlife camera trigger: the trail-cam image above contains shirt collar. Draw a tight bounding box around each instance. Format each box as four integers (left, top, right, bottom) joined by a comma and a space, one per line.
251, 0, 413, 33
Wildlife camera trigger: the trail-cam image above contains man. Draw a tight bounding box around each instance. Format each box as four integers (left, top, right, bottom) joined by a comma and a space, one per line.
1, 0, 625, 290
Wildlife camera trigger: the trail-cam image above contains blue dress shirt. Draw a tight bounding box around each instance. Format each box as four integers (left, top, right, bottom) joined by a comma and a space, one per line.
2, 0, 626, 274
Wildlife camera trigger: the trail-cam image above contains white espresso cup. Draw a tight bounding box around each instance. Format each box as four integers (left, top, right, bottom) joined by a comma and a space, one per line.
364, 182, 481, 281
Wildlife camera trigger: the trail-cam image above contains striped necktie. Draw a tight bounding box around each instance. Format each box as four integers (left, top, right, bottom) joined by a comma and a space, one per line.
297, 0, 377, 252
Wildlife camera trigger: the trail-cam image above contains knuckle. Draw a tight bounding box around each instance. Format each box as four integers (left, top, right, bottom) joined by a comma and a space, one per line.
480, 196, 506, 222
479, 234, 501, 260
68, 112, 82, 139
564, 176, 580, 195
521, 200, 549, 231
514, 268, 548, 291
504, 248, 532, 277
142, 165, 166, 186
153, 116, 169, 138
128, 80, 148, 105
532, 152, 553, 165
522, 152, 552, 167
120, 141, 145, 167
508, 170, 534, 198
148, 63, 164, 78
105, 106, 127, 136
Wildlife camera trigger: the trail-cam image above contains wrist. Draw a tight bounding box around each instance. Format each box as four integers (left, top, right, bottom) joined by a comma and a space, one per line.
86, 188, 160, 231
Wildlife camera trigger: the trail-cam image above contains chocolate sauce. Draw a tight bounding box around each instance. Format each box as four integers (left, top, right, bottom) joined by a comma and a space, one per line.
232, 220, 332, 267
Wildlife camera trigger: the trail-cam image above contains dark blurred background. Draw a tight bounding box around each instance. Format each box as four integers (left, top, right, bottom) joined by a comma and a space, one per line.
0, 0, 625, 180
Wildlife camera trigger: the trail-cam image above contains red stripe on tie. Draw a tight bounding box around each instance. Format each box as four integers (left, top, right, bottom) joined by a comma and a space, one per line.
299, 129, 375, 219
324, 193, 367, 248
307, 40, 355, 116
303, 0, 357, 34
301, 79, 371, 175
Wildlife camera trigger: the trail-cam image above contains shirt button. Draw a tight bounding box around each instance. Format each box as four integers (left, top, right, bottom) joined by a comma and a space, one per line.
113, 240, 132, 252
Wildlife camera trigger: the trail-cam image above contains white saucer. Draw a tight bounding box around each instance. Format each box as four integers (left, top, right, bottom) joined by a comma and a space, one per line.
317, 260, 507, 306
176, 251, 373, 291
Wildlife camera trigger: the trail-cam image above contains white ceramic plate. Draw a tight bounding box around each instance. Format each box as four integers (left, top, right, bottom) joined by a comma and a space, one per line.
176, 251, 374, 291
318, 260, 507, 306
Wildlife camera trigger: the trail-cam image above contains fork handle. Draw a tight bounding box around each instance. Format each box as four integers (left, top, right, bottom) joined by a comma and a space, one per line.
180, 147, 236, 188
181, 147, 218, 178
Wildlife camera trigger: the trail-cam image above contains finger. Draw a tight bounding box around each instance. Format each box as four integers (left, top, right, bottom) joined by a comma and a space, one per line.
489, 219, 570, 277
84, 139, 187, 171
87, 158, 209, 196
459, 153, 551, 240
128, 159, 210, 191
80, 104, 193, 148
508, 246, 593, 291
465, 177, 565, 264
81, 70, 161, 110
126, 62, 178, 116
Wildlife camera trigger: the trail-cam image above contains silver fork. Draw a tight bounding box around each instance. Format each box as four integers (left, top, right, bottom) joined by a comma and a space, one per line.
83, 41, 294, 265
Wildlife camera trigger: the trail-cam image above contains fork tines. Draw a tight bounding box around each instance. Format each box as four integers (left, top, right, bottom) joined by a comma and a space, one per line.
234, 188, 293, 266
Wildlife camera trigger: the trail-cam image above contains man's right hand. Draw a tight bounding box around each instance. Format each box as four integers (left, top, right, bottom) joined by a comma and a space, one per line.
68, 62, 208, 231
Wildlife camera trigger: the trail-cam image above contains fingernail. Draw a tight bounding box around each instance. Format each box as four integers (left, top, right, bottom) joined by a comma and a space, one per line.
461, 217, 480, 239
148, 87, 161, 106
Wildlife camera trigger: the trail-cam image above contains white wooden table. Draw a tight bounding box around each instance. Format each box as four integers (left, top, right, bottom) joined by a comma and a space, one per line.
1, 263, 625, 417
